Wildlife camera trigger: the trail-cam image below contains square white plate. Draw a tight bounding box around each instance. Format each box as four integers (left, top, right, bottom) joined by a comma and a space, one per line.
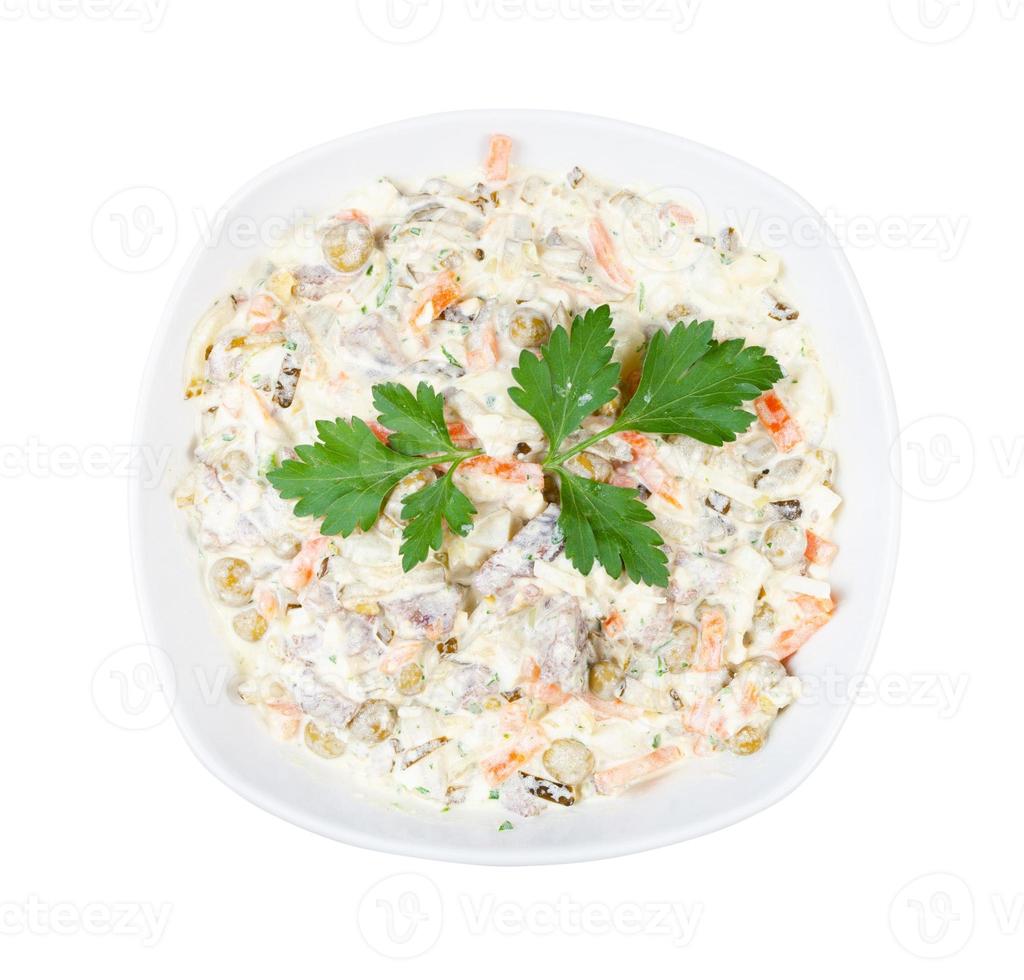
131, 110, 900, 864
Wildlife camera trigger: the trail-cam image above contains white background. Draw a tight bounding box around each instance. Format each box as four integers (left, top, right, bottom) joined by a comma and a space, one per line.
1, 0, 1019, 974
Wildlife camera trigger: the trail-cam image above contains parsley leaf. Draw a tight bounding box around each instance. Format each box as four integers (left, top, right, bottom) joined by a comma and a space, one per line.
554, 467, 668, 586
372, 381, 456, 456
267, 417, 427, 536
399, 469, 476, 572
270, 308, 779, 586
508, 305, 620, 458
613, 320, 782, 445
268, 381, 480, 561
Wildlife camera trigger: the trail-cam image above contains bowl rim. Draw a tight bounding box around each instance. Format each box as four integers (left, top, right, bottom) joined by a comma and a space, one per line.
130, 108, 901, 865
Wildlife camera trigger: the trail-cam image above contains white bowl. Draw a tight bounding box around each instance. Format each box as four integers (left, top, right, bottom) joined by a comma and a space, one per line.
131, 110, 900, 865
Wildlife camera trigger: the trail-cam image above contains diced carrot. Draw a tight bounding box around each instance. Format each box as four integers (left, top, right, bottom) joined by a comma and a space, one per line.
459, 455, 544, 489
281, 536, 329, 593
738, 680, 761, 717
247, 291, 282, 334
635, 459, 683, 508
696, 606, 728, 670
446, 421, 477, 447
805, 530, 838, 566
619, 431, 683, 508
264, 699, 302, 741
518, 658, 570, 706
795, 595, 835, 618
682, 697, 715, 735
619, 430, 655, 458
253, 585, 280, 621
754, 391, 802, 453
609, 467, 640, 489
237, 380, 277, 425
579, 693, 642, 720
775, 596, 836, 660
484, 134, 513, 182
378, 640, 422, 675
332, 208, 371, 227
465, 321, 499, 371
593, 746, 681, 795
602, 611, 625, 639
589, 218, 634, 289
481, 727, 547, 787
408, 269, 461, 340
500, 699, 531, 731
530, 682, 571, 706
367, 420, 391, 445
663, 203, 695, 226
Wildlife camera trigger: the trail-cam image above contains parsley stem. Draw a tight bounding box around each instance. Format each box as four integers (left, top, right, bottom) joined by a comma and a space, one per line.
434, 448, 484, 467
545, 421, 623, 468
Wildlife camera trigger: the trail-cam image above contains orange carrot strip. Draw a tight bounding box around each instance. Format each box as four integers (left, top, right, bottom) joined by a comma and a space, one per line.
378, 641, 422, 676
663, 203, 695, 226
465, 321, 499, 371
481, 727, 547, 787
367, 420, 391, 445
696, 606, 728, 671
446, 421, 477, 447
281, 536, 329, 593
247, 291, 282, 334
682, 697, 714, 735
332, 208, 371, 227
484, 134, 513, 182
619, 431, 683, 508
459, 455, 544, 489
619, 430, 655, 458
776, 596, 836, 660
593, 746, 681, 795
579, 693, 642, 720
588, 218, 634, 289
754, 391, 802, 453
253, 585, 280, 621
805, 530, 838, 566
518, 658, 570, 706
602, 610, 625, 639
408, 269, 461, 341
609, 467, 640, 489
528, 682, 571, 706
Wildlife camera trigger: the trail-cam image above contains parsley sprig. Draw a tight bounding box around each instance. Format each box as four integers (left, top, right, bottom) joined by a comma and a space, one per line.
267, 306, 780, 586
267, 382, 481, 572
509, 306, 782, 586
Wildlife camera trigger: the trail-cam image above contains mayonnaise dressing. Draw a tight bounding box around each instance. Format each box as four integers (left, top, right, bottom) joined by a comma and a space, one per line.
175, 138, 840, 822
